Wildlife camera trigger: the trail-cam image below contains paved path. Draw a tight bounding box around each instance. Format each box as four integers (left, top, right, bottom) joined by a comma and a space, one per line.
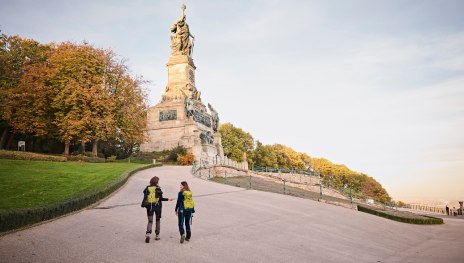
1, 166, 463, 263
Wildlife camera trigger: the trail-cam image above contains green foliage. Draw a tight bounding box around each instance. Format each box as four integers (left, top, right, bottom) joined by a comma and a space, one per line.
0, 149, 66, 162
168, 146, 187, 162
357, 205, 443, 225
218, 123, 254, 163
134, 146, 187, 164
217, 122, 391, 203
0, 160, 158, 232
253, 141, 278, 168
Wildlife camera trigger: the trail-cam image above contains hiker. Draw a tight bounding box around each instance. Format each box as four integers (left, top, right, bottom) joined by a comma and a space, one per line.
175, 181, 195, 243
446, 205, 449, 215
142, 176, 174, 243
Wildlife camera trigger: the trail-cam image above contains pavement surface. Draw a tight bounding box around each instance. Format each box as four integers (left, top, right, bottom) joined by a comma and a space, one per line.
1, 166, 463, 263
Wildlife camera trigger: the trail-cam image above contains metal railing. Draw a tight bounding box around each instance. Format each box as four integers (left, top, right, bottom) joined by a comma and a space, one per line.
192, 161, 392, 208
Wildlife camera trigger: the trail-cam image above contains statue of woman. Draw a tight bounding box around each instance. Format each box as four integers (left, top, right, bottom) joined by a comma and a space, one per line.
170, 5, 195, 56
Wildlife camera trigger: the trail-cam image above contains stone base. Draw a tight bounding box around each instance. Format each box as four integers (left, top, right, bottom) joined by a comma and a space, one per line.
140, 100, 224, 161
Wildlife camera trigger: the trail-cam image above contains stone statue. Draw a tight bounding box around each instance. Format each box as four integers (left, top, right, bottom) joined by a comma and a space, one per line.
185, 97, 195, 118
200, 131, 214, 144
181, 89, 195, 117
208, 103, 219, 132
170, 4, 195, 56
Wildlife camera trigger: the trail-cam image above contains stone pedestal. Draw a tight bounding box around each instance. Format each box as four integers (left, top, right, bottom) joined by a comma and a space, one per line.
140, 54, 224, 162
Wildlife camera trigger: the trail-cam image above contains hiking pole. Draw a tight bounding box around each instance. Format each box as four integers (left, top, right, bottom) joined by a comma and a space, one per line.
350, 187, 352, 204
284, 179, 286, 194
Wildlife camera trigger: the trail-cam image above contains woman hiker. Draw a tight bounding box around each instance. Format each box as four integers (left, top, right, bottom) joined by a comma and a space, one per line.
175, 181, 195, 243
142, 176, 174, 243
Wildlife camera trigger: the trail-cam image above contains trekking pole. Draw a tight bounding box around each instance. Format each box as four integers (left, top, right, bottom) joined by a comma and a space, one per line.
249, 174, 252, 189
350, 187, 352, 204
284, 179, 286, 194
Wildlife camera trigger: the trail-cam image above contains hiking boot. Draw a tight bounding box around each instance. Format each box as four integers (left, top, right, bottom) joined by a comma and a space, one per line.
145, 234, 150, 243
155, 235, 160, 240
186, 231, 191, 241
180, 234, 185, 244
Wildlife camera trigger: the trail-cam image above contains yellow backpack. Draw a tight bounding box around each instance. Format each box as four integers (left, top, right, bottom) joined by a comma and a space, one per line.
146, 186, 159, 204
182, 190, 194, 210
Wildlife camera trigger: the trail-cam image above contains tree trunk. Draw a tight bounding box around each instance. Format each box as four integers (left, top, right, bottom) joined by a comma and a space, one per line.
81, 141, 86, 153
92, 139, 98, 157
6, 133, 15, 150
28, 136, 34, 152
0, 128, 8, 149
64, 141, 70, 156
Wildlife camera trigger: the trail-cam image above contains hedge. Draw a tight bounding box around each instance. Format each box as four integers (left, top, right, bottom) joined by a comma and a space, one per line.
357, 205, 443, 225
67, 155, 106, 163
0, 163, 161, 233
0, 150, 67, 162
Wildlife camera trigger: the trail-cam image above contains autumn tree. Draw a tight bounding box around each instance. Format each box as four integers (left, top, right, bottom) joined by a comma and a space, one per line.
0, 34, 51, 149
44, 42, 115, 156
2, 34, 147, 157
102, 51, 147, 158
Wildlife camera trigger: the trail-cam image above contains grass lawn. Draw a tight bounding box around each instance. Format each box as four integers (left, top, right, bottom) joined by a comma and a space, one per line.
210, 176, 352, 205
209, 176, 443, 224
0, 159, 146, 211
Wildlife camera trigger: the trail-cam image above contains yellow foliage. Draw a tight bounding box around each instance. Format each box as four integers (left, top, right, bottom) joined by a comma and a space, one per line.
177, 152, 194, 165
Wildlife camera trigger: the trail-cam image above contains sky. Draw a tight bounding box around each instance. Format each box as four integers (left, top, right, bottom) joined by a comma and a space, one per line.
1, 0, 463, 203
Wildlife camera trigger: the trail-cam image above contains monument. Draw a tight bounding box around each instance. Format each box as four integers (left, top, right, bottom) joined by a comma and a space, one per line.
140, 4, 224, 163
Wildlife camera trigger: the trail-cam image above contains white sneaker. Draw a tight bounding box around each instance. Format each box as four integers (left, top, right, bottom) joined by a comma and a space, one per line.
145, 233, 151, 243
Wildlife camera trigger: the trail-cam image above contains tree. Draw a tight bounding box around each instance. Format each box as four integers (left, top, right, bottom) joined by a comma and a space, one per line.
46, 42, 115, 156
0, 34, 51, 149
104, 51, 147, 158
1, 34, 147, 157
218, 123, 254, 162
252, 141, 278, 168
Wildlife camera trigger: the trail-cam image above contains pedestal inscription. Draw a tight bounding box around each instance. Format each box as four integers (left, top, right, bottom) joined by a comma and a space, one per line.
159, 110, 177, 121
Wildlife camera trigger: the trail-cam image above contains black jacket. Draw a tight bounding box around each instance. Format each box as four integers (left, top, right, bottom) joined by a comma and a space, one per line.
175, 191, 184, 212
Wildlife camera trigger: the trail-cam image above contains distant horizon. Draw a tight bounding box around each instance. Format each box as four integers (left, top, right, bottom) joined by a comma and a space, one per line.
1, 0, 463, 202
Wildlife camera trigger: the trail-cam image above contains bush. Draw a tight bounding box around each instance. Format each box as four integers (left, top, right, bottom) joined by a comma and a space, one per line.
0, 150, 67, 162
67, 155, 88, 162
137, 146, 188, 163
106, 156, 117, 162
87, 157, 106, 163
177, 152, 194, 165
168, 146, 187, 162
66, 155, 105, 163
135, 151, 156, 161
0, 163, 161, 233
357, 205, 443, 225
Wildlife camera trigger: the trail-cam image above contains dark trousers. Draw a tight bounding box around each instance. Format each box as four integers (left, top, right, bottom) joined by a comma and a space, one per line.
178, 210, 192, 237
146, 205, 162, 235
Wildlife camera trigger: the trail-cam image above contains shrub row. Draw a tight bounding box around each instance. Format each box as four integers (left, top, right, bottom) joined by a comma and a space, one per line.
66, 155, 106, 163
357, 205, 443, 225
0, 150, 67, 162
0, 163, 161, 233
